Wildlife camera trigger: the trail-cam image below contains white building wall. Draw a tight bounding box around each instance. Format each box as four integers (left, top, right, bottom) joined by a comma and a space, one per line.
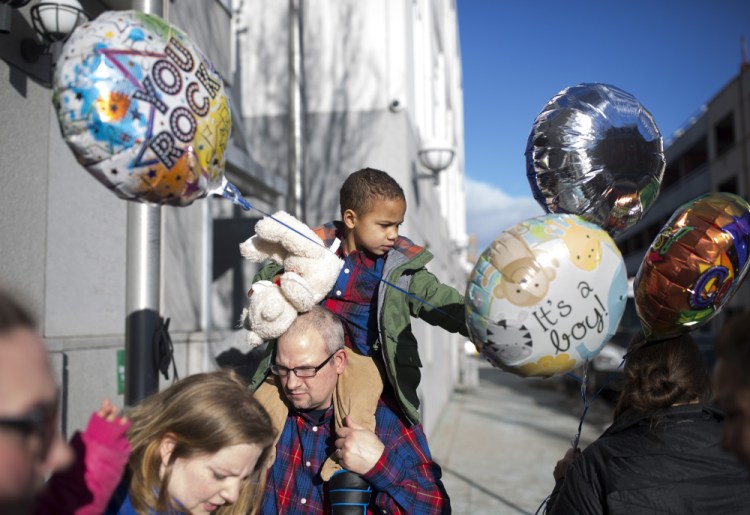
238, 0, 468, 435
0, 0, 281, 436
1, 0, 467, 442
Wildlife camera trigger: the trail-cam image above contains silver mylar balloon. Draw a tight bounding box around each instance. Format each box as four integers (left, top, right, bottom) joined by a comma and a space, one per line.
525, 83, 666, 235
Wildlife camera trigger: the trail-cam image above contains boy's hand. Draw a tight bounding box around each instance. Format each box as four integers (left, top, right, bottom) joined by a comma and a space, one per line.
334, 416, 385, 475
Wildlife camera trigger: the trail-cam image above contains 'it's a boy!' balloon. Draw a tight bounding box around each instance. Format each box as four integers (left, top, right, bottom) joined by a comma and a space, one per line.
465, 214, 628, 378
52, 10, 230, 206
635, 192, 750, 339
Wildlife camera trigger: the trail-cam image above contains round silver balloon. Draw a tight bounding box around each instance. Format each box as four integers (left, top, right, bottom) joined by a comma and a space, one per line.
525, 83, 665, 235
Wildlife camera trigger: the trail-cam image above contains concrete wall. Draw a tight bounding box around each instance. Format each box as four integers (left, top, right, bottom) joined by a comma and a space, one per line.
1, 0, 467, 439
0, 0, 277, 436
0, 65, 53, 318
706, 69, 750, 310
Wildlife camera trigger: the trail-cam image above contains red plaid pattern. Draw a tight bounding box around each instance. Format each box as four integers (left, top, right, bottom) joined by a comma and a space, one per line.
260, 397, 450, 514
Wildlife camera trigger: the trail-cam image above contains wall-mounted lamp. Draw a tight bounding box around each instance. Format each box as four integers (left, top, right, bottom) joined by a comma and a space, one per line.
20, 0, 88, 63
414, 139, 456, 184
0, 0, 32, 34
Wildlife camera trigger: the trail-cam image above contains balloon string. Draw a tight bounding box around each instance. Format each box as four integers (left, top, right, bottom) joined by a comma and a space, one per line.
535, 357, 624, 514
535, 495, 551, 515
221, 181, 254, 211
571, 362, 590, 451
219, 182, 464, 324
565, 356, 625, 451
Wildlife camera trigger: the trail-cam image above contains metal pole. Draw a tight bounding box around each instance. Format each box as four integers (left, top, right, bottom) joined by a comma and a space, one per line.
738, 44, 750, 309
738, 43, 749, 201
287, 0, 305, 221
125, 0, 167, 406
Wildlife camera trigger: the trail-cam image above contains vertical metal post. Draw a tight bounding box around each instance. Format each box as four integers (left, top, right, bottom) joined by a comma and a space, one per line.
287, 0, 305, 221
739, 43, 749, 200
738, 44, 750, 308
125, 0, 167, 406
201, 197, 213, 332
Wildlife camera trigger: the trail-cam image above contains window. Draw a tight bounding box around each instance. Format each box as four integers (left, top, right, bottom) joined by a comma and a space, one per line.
682, 137, 708, 176
624, 235, 639, 255
646, 221, 661, 245
662, 164, 679, 189
718, 176, 738, 195
715, 112, 735, 157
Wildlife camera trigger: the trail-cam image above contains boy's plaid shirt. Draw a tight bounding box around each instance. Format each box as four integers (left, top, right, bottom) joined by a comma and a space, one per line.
323, 244, 384, 356
315, 221, 425, 357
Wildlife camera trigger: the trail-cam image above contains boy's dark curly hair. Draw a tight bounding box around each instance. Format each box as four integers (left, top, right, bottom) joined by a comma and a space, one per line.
339, 168, 405, 217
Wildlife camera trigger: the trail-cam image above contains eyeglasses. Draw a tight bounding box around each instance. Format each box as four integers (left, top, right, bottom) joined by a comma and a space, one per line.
0, 400, 58, 459
270, 350, 339, 378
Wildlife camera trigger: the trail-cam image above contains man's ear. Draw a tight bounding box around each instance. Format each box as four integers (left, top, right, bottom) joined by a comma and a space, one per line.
159, 433, 177, 467
334, 348, 348, 375
342, 209, 358, 230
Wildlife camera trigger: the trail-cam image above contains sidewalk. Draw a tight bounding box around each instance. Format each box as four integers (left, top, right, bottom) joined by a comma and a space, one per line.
429, 359, 614, 515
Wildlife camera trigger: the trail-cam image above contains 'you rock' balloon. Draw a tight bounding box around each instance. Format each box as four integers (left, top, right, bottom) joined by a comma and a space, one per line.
526, 83, 665, 235
52, 10, 230, 206
635, 192, 750, 339
465, 214, 628, 378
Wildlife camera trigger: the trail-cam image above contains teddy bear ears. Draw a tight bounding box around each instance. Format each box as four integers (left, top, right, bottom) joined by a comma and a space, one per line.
239, 210, 324, 265
238, 211, 345, 348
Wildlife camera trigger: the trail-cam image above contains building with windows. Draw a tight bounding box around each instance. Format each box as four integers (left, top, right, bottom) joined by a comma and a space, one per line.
0, 0, 468, 436
615, 64, 750, 346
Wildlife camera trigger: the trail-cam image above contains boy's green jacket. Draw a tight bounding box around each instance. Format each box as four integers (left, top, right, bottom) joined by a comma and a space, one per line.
248, 221, 468, 425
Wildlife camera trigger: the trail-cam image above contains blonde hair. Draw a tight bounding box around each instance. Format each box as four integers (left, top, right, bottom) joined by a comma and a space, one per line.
126, 369, 275, 514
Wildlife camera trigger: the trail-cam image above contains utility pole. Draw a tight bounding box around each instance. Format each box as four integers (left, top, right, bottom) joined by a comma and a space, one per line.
739, 36, 749, 200
124, 0, 168, 406
287, 0, 305, 221
738, 36, 750, 309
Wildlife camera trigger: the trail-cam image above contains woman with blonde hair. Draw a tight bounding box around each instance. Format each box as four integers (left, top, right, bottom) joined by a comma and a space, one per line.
106, 369, 275, 515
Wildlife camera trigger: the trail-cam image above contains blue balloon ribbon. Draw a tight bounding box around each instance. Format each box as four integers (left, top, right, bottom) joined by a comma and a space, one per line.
217, 180, 465, 325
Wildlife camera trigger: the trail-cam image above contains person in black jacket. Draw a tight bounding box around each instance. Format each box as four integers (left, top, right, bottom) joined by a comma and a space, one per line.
545, 332, 750, 514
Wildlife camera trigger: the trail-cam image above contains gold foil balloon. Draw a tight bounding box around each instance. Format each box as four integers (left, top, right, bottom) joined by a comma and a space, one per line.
526, 83, 666, 235
635, 192, 750, 339
52, 10, 230, 206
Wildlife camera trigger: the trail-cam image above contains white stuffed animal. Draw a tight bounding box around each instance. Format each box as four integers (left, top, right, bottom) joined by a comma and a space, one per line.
239, 211, 343, 347
240, 281, 298, 348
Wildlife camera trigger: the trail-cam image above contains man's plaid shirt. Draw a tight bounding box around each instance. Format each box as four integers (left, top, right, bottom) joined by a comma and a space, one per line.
259, 396, 450, 514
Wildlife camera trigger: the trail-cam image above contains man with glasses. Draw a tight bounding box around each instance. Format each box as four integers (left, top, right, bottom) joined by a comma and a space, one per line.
257, 305, 450, 514
0, 290, 73, 514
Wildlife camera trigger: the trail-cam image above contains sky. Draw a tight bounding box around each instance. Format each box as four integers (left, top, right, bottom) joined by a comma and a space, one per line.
457, 0, 750, 252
